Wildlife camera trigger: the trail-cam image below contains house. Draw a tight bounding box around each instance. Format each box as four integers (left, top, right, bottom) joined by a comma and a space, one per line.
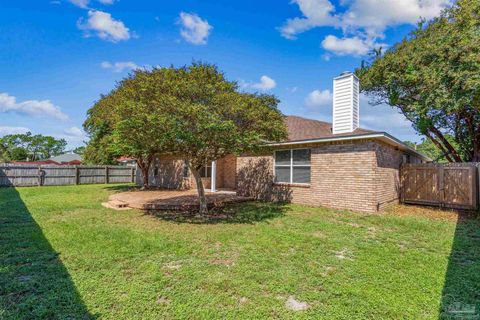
49, 153, 82, 165
137, 72, 429, 213
117, 156, 137, 167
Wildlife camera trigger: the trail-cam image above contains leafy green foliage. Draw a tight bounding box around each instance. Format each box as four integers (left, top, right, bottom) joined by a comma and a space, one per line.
0, 132, 67, 162
73, 146, 85, 155
84, 63, 287, 210
405, 135, 461, 163
357, 0, 480, 162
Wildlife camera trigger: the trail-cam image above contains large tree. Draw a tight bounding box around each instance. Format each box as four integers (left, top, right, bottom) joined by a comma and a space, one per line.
84, 72, 175, 186
166, 64, 287, 213
357, 0, 480, 162
84, 63, 287, 213
0, 132, 67, 161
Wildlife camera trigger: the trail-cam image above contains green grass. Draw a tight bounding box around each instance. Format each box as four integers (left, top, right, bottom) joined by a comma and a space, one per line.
1, 184, 479, 319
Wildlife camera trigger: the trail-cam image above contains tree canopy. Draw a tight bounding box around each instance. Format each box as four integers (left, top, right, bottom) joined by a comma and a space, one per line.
0, 132, 67, 162
84, 63, 287, 212
404, 135, 460, 163
357, 0, 480, 162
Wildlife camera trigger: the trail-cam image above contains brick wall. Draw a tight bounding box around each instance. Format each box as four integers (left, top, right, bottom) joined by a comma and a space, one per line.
373, 141, 422, 210
237, 140, 378, 212
136, 155, 236, 190
136, 155, 191, 189
237, 139, 422, 213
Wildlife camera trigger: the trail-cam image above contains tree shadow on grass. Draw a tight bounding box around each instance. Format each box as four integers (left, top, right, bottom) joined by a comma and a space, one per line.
102, 184, 137, 193
439, 211, 480, 319
147, 201, 290, 225
0, 188, 94, 319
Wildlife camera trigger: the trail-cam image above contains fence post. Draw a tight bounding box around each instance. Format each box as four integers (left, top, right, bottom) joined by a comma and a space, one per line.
131, 167, 135, 183
105, 166, 109, 184
75, 166, 80, 185
37, 166, 42, 187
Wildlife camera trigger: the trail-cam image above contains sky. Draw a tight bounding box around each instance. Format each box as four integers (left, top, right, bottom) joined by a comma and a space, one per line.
0, 0, 454, 148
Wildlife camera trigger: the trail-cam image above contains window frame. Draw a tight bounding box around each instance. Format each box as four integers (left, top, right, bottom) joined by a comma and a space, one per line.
199, 162, 212, 178
273, 148, 311, 185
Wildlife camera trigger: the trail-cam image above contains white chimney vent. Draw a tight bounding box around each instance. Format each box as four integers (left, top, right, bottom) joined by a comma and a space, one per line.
332, 71, 359, 134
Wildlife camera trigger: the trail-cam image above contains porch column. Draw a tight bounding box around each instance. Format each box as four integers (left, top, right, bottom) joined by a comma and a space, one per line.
211, 160, 217, 192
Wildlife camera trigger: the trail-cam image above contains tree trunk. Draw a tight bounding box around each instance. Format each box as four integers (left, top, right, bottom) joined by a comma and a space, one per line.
473, 140, 480, 162
430, 127, 463, 162
425, 131, 454, 162
136, 157, 151, 189
192, 168, 208, 215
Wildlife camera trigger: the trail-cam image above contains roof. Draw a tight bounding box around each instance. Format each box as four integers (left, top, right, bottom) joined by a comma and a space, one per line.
285, 115, 377, 141
12, 160, 60, 165
49, 153, 82, 163
273, 116, 431, 162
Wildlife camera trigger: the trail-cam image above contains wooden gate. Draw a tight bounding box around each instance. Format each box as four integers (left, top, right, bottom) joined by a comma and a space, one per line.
401, 163, 478, 210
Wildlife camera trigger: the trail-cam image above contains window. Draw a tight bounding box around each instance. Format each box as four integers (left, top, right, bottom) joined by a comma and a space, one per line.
274, 149, 311, 184
199, 163, 212, 178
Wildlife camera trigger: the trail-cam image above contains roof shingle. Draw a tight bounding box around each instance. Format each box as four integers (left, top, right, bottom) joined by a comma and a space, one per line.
285, 115, 378, 142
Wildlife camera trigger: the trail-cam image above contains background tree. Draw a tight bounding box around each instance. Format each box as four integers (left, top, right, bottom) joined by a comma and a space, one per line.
0, 132, 66, 161
83, 93, 121, 165
404, 135, 460, 163
84, 69, 177, 187
73, 146, 86, 155
357, 0, 480, 162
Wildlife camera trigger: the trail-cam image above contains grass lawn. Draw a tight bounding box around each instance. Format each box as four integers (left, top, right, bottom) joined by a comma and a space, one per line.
1, 184, 479, 319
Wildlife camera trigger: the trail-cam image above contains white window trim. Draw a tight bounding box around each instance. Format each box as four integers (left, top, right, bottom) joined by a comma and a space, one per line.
200, 162, 212, 178
273, 148, 311, 185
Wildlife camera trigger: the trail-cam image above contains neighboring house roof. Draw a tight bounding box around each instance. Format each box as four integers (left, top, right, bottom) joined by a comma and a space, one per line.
12, 160, 60, 165
271, 116, 431, 162
49, 153, 82, 163
117, 156, 136, 162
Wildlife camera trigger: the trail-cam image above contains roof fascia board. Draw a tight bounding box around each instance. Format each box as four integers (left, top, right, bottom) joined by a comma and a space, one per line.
264, 132, 431, 162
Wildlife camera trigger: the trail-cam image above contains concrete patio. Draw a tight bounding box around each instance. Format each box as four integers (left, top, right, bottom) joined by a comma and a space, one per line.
104, 189, 252, 211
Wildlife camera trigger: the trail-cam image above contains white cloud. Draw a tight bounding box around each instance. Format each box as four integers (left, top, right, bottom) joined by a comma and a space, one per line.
101, 61, 139, 73
0, 126, 30, 136
321, 35, 386, 56
341, 0, 452, 38
178, 12, 212, 45
77, 10, 131, 42
305, 89, 332, 108
279, 0, 339, 39
64, 126, 86, 138
241, 75, 277, 91
69, 0, 116, 8
69, 0, 89, 8
280, 0, 452, 56
0, 93, 69, 121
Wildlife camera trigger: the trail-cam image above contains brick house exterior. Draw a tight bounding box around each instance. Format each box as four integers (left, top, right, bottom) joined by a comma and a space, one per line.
136, 73, 429, 213
137, 116, 427, 213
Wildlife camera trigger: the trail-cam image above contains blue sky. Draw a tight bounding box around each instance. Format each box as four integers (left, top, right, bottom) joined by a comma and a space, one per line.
0, 0, 453, 148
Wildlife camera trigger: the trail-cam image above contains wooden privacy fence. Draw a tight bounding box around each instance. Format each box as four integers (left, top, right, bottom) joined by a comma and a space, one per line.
401, 163, 478, 210
0, 164, 136, 187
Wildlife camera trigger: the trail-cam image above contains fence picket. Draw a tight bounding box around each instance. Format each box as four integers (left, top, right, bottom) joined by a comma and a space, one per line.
401, 163, 478, 210
0, 164, 135, 187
